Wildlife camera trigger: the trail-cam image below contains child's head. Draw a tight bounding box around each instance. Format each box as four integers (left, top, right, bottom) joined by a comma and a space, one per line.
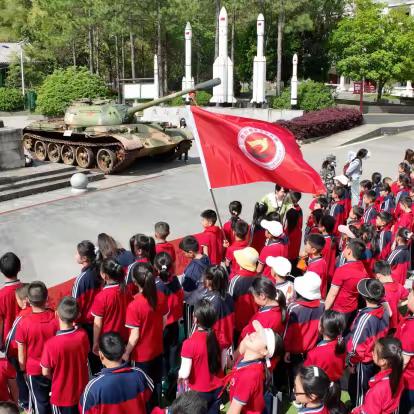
357, 278, 385, 305
179, 235, 199, 258
131, 262, 157, 310
404, 149, 414, 165
349, 205, 364, 221
304, 234, 326, 256
154, 221, 170, 240
0, 252, 21, 279
260, 219, 283, 239
360, 179, 372, 192
0, 402, 19, 414
344, 238, 365, 261
373, 337, 403, 397
319, 310, 346, 355
363, 190, 376, 206
76, 240, 96, 265
200, 210, 217, 228
398, 173, 411, 188
333, 175, 349, 188
265, 256, 291, 279
203, 265, 228, 297
100, 258, 124, 284
379, 183, 391, 197
290, 191, 302, 205
373, 260, 391, 280
27, 281, 48, 308
234, 220, 249, 241
332, 186, 345, 201
311, 209, 324, 227
129, 234, 155, 262
318, 214, 335, 234
360, 223, 375, 243
97, 233, 118, 260
294, 366, 341, 410
234, 247, 258, 272
294, 272, 321, 301
274, 184, 289, 200
314, 196, 329, 210
399, 195, 412, 212
371, 172, 382, 185
169, 391, 207, 414
154, 252, 173, 282
15, 283, 29, 309
228, 200, 242, 217
99, 332, 125, 366
338, 225, 356, 243
398, 162, 411, 175
396, 227, 411, 245
383, 176, 393, 186
376, 211, 393, 228
57, 296, 79, 324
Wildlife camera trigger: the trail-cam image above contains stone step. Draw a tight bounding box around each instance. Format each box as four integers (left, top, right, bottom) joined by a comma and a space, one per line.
0, 171, 105, 202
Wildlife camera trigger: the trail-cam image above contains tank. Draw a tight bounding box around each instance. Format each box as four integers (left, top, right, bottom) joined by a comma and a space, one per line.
22, 78, 220, 174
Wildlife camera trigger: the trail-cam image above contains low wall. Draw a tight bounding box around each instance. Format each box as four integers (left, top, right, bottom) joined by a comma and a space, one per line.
142, 106, 303, 125
0, 126, 25, 169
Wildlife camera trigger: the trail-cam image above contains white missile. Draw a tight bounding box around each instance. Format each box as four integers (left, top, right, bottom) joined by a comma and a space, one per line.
251, 13, 266, 104
154, 54, 159, 99
210, 7, 236, 104
291, 53, 298, 107
182, 21, 194, 94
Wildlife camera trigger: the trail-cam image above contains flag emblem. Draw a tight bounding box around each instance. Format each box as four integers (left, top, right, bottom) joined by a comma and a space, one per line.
238, 126, 285, 170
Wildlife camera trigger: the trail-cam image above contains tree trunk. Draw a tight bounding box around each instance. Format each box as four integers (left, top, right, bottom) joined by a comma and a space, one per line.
95, 27, 99, 76
163, 35, 168, 93
88, 22, 94, 73
115, 35, 121, 103
130, 31, 136, 80
276, 10, 284, 96
121, 35, 125, 80
377, 80, 384, 101
214, 0, 221, 59
72, 40, 77, 67
157, 1, 163, 96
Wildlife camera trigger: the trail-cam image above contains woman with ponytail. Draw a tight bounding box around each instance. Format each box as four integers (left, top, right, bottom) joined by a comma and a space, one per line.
91, 259, 133, 355
352, 337, 404, 414
223, 201, 243, 244
178, 299, 223, 414
124, 262, 168, 408
304, 310, 346, 382
294, 366, 346, 414
154, 252, 184, 383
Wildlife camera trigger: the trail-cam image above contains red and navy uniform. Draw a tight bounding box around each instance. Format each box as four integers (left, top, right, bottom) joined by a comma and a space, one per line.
72, 265, 102, 325
363, 205, 377, 225
228, 269, 259, 335
4, 307, 31, 359
228, 359, 265, 414
79, 363, 153, 414
396, 316, 414, 413
393, 211, 413, 237
304, 339, 346, 382
91, 283, 133, 342
321, 234, 337, 282
284, 299, 324, 354
329, 200, 346, 235
362, 242, 375, 277
40, 326, 89, 409
182, 255, 210, 304
380, 194, 395, 214
377, 227, 393, 261
157, 276, 183, 326
0, 356, 15, 402
125, 258, 150, 296
258, 236, 289, 278
307, 256, 328, 299
382, 280, 409, 330
387, 245, 410, 285
240, 305, 285, 341
0, 279, 22, 347
352, 369, 404, 414
155, 241, 176, 264
223, 219, 238, 245
197, 226, 224, 265
226, 239, 249, 279
250, 227, 266, 253
395, 187, 410, 210
331, 260, 368, 315
115, 249, 135, 273
285, 205, 303, 261
203, 290, 234, 350
297, 405, 329, 414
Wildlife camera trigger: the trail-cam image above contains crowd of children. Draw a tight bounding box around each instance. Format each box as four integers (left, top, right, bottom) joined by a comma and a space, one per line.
0, 148, 414, 414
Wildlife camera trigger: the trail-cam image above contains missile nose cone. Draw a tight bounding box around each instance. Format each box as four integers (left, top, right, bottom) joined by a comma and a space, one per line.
185, 22, 192, 30
219, 6, 228, 19
257, 13, 264, 21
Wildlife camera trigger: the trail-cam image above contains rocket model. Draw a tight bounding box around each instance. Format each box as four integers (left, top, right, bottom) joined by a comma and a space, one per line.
182, 22, 194, 94
291, 53, 298, 108
251, 13, 266, 104
210, 7, 236, 104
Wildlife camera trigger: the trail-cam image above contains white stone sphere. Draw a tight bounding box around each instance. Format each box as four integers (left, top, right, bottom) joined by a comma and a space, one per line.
70, 172, 89, 192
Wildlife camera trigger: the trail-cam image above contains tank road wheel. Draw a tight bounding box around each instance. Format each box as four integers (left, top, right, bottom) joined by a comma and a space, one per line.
47, 143, 61, 163
34, 141, 48, 161
76, 146, 95, 169
23, 135, 33, 151
61, 145, 76, 165
97, 148, 116, 174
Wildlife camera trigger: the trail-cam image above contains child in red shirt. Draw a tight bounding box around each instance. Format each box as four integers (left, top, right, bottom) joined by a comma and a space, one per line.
124, 262, 168, 408
329, 186, 347, 235
376, 212, 394, 261
154, 222, 176, 264
224, 220, 249, 279
374, 261, 409, 332
197, 209, 224, 265
15, 281, 58, 414
285, 192, 303, 264
178, 299, 223, 412
0, 252, 22, 352
393, 196, 413, 236
91, 259, 132, 354
304, 234, 328, 299
41, 296, 89, 414
0, 352, 17, 403
387, 227, 411, 285
304, 310, 346, 382
223, 200, 243, 245
318, 215, 337, 282
352, 337, 404, 414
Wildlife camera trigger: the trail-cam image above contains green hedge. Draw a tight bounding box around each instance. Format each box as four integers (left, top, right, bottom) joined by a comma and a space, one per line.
36, 67, 110, 117
271, 80, 335, 112
169, 90, 212, 106
0, 88, 25, 111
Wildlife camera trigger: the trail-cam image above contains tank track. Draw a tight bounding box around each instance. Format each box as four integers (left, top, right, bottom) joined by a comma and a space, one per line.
23, 132, 140, 173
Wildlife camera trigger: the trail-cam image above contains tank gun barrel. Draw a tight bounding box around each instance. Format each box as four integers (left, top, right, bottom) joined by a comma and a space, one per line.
126, 78, 221, 115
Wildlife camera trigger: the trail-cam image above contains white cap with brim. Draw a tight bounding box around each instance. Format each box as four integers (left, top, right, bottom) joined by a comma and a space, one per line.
334, 175, 350, 186
294, 271, 322, 301
260, 220, 283, 237
234, 247, 259, 272
265, 256, 292, 276
338, 225, 356, 239
253, 320, 275, 366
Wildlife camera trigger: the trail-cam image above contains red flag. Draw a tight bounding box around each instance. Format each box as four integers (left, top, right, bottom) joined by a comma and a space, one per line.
188, 106, 325, 194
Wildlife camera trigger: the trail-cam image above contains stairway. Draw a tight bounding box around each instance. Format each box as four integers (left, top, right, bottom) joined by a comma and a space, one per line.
0, 163, 105, 202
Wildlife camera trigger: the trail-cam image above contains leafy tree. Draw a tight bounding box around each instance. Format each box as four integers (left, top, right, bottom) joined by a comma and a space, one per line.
0, 88, 25, 111
330, 0, 414, 100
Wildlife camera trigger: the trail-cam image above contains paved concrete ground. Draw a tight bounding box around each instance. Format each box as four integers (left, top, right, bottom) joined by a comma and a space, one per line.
0, 114, 413, 286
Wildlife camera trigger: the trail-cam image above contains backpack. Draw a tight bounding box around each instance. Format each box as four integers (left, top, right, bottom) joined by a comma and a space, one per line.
343, 158, 361, 177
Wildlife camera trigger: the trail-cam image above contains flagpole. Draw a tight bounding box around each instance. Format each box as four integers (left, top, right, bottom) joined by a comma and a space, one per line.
209, 188, 224, 229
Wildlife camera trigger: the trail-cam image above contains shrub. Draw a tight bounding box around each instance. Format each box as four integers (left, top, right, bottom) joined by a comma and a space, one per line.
168, 90, 212, 106
271, 80, 335, 111
0, 88, 25, 111
36, 67, 110, 117
277, 108, 363, 141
